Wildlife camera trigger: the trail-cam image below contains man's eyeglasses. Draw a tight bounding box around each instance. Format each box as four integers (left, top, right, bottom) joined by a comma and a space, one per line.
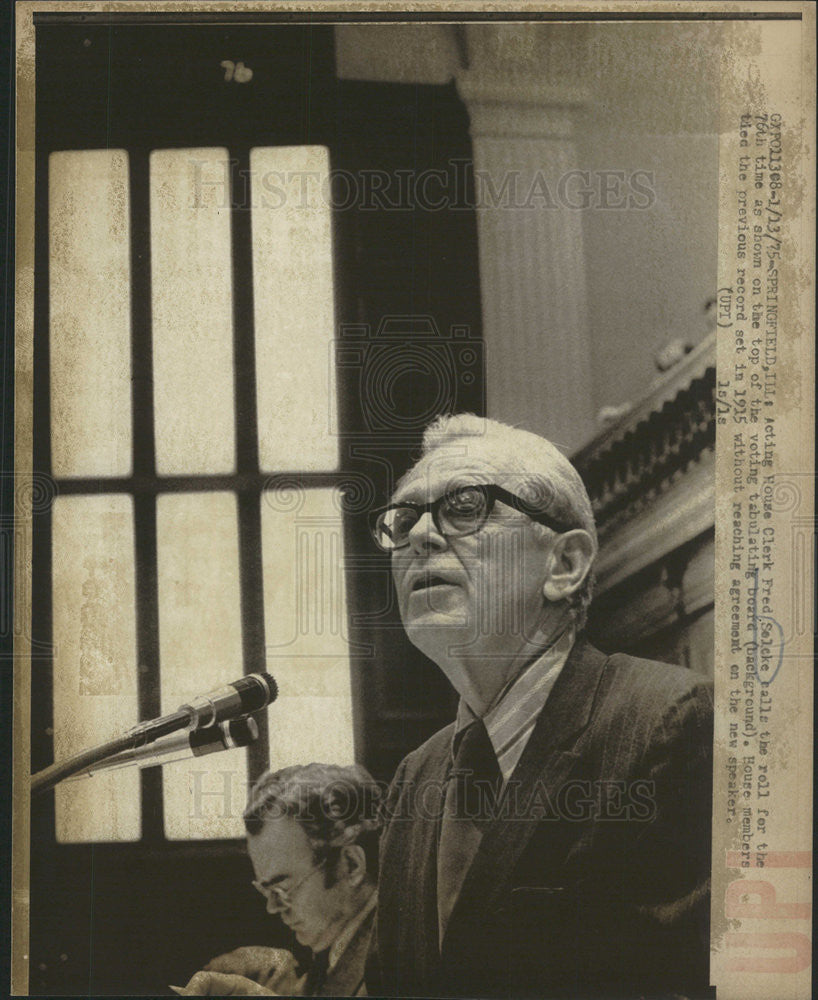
252, 860, 325, 911
369, 484, 571, 553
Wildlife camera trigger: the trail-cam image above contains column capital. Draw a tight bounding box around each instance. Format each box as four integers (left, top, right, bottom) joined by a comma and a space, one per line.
456, 88, 580, 141
457, 23, 589, 119
454, 23, 589, 140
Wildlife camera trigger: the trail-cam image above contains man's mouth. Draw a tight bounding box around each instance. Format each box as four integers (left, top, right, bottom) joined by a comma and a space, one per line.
410, 574, 456, 593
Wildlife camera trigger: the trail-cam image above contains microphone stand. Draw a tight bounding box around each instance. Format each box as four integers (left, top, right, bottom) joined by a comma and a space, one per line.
31, 710, 192, 796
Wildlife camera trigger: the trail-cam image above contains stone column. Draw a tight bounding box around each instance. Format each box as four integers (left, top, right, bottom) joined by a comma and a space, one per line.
456, 25, 595, 452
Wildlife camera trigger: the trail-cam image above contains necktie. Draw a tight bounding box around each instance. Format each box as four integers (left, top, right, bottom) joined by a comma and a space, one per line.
436, 719, 502, 945
303, 947, 330, 996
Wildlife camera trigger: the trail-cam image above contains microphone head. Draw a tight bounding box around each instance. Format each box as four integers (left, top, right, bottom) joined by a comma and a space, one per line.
232, 672, 279, 715
180, 673, 280, 730
257, 672, 279, 705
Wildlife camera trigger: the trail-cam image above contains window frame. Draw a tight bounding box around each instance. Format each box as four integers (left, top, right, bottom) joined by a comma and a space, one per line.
34, 132, 359, 845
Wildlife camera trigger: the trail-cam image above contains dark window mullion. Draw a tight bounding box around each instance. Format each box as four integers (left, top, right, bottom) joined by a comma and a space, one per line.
129, 146, 164, 842
230, 149, 270, 781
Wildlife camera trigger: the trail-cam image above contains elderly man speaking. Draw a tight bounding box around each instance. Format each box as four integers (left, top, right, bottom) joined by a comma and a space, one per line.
367, 414, 713, 999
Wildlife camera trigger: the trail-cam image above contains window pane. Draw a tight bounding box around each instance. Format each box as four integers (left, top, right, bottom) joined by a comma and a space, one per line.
49, 150, 132, 478
151, 149, 236, 475
52, 495, 140, 842
251, 147, 338, 471
157, 492, 247, 839
261, 489, 355, 767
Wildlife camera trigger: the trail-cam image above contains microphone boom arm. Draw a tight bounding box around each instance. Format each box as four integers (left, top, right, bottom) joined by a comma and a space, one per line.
31, 710, 191, 796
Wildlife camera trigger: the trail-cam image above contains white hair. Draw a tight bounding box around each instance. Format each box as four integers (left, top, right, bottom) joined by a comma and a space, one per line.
409, 413, 598, 628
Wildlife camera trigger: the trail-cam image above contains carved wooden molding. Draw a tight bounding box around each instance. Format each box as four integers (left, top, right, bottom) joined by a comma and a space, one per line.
593, 454, 714, 593
573, 333, 715, 595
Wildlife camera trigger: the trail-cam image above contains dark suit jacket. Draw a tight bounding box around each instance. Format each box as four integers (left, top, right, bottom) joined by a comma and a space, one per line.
369, 640, 713, 999
257, 895, 376, 996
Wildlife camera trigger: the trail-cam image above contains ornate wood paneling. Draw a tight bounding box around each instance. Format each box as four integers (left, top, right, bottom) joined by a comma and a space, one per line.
574, 334, 716, 677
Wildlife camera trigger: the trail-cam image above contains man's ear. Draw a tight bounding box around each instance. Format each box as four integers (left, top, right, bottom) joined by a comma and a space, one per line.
542, 529, 595, 603
340, 844, 367, 886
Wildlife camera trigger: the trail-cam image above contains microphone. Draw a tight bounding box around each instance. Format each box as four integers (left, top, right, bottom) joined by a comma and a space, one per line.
31, 672, 278, 796
125, 671, 279, 745
70, 716, 259, 779
179, 672, 278, 730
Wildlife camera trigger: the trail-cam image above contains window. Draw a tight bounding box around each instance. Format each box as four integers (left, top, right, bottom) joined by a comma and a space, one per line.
46, 145, 354, 842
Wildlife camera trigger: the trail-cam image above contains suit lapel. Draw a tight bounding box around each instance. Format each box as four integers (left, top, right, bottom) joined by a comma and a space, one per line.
440, 639, 609, 963
413, 748, 448, 976
322, 900, 377, 997
380, 728, 451, 989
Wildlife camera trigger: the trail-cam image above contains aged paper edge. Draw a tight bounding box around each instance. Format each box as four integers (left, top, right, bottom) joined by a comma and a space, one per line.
710, 8, 815, 1000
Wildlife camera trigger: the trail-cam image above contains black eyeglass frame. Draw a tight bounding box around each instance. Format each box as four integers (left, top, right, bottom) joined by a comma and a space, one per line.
251, 858, 327, 910
369, 484, 574, 552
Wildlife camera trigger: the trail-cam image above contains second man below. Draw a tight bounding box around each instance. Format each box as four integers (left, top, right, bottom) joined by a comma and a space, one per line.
180, 762, 381, 997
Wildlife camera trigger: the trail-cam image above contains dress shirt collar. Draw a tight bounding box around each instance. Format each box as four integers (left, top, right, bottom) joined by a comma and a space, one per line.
454, 627, 575, 782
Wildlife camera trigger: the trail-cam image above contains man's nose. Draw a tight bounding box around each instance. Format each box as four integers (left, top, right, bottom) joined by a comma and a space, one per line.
406, 511, 447, 554
266, 895, 286, 916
